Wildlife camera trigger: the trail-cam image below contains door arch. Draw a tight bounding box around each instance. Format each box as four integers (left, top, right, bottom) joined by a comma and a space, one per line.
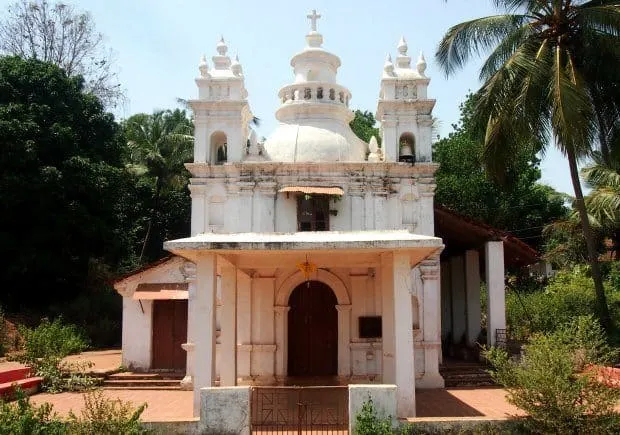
287, 281, 338, 376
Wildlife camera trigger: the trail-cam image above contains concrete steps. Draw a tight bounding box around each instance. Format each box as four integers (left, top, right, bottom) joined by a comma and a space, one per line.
440, 361, 496, 388
0, 367, 43, 399
102, 372, 184, 390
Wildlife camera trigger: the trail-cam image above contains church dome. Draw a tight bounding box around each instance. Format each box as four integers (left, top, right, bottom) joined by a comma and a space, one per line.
262, 10, 368, 162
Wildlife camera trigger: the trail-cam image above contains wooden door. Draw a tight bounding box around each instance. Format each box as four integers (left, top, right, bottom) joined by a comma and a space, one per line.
288, 281, 338, 376
152, 300, 188, 370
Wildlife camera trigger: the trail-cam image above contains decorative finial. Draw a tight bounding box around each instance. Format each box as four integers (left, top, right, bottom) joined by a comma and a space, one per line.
199, 55, 209, 77
398, 36, 408, 55
417, 51, 427, 75
384, 54, 394, 74
369, 136, 379, 153
231, 54, 242, 76
307, 9, 321, 32
217, 36, 228, 56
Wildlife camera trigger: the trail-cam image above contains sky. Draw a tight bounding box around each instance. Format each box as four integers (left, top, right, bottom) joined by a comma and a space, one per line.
0, 0, 576, 194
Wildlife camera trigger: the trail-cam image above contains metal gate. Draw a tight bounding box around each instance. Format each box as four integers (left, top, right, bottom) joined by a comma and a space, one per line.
250, 386, 348, 434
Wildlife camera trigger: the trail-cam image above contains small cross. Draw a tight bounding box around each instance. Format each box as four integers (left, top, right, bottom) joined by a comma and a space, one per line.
307, 9, 321, 32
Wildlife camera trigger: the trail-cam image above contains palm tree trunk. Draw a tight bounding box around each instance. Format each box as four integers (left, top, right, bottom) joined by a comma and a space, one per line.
567, 150, 612, 331
139, 177, 162, 263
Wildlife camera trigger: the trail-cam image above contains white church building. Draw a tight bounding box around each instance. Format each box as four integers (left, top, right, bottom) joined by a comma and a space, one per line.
114, 11, 537, 418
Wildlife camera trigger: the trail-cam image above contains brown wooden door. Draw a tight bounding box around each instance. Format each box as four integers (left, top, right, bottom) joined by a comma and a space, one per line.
152, 300, 188, 370
288, 281, 338, 376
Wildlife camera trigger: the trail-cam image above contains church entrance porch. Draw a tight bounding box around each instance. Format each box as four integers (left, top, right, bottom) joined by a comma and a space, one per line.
288, 281, 338, 377
164, 230, 444, 418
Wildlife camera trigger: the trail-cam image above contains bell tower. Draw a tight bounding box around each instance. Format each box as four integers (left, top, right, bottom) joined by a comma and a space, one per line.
376, 37, 435, 163
190, 38, 253, 164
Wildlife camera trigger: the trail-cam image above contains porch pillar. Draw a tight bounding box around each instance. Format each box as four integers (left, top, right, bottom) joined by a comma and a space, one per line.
417, 256, 444, 388
274, 305, 290, 379
181, 262, 196, 391
220, 265, 237, 386
393, 252, 416, 418
380, 253, 395, 384
335, 304, 352, 378
450, 255, 466, 344
192, 252, 218, 417
485, 241, 506, 346
465, 250, 482, 346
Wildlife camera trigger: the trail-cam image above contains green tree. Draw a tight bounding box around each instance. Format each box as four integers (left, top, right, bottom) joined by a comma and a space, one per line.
0, 56, 133, 312
434, 95, 567, 249
350, 110, 381, 145
122, 109, 194, 262
436, 0, 620, 330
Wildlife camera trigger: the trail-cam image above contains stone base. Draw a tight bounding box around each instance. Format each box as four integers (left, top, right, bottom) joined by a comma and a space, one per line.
416, 373, 445, 389
180, 375, 193, 390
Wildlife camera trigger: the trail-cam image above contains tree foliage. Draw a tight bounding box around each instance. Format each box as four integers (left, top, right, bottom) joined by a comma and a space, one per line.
0, 55, 135, 316
434, 94, 567, 249
0, 0, 122, 106
436, 0, 620, 329
350, 110, 381, 145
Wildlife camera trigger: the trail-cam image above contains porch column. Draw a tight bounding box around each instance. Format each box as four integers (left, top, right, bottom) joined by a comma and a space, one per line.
485, 241, 506, 346
417, 256, 444, 388
335, 304, 352, 378
220, 265, 237, 386
393, 252, 416, 418
181, 262, 196, 391
380, 253, 395, 384
465, 250, 482, 346
450, 255, 466, 344
274, 305, 290, 379
192, 252, 218, 417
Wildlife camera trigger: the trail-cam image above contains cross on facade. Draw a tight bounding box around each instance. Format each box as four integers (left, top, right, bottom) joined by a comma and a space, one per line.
307, 9, 321, 32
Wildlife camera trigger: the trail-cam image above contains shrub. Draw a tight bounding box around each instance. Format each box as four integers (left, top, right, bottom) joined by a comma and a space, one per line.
354, 398, 393, 435
19, 318, 89, 362
0, 306, 6, 357
67, 390, 148, 435
0, 390, 65, 434
485, 315, 620, 434
506, 266, 620, 342
16, 318, 95, 393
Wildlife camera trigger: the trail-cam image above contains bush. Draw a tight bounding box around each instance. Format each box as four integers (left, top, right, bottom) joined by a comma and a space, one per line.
67, 390, 148, 435
19, 318, 89, 361
0, 306, 6, 357
506, 266, 620, 342
0, 390, 148, 434
16, 318, 94, 393
354, 398, 393, 435
0, 391, 66, 434
485, 315, 620, 434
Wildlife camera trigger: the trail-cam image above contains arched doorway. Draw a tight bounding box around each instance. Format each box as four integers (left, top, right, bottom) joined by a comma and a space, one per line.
287, 281, 338, 376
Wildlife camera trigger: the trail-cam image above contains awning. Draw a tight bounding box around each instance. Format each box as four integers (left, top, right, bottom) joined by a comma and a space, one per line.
132, 283, 188, 300
279, 186, 344, 196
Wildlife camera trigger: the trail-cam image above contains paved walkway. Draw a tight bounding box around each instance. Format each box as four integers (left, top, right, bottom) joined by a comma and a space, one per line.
29, 387, 522, 422
0, 349, 121, 374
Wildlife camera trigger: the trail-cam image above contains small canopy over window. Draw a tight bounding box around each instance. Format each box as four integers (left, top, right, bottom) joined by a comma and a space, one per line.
279, 186, 344, 196
132, 283, 188, 300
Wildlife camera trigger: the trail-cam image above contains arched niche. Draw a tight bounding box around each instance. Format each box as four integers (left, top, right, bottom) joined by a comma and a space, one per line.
210, 131, 227, 164
399, 132, 416, 163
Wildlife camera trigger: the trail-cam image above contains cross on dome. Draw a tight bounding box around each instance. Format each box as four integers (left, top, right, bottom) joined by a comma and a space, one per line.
307, 9, 321, 32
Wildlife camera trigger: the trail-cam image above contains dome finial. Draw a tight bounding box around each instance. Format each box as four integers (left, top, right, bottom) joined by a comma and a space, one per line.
231, 54, 243, 76
384, 54, 394, 75
397, 36, 408, 55
217, 36, 228, 56
199, 55, 209, 77
417, 51, 427, 75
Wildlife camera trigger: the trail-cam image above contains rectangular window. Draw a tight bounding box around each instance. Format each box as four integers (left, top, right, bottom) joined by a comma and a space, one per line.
297, 195, 329, 231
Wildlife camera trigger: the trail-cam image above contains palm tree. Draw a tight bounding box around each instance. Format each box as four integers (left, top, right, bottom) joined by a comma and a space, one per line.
123, 109, 194, 262
583, 155, 620, 258
436, 0, 620, 330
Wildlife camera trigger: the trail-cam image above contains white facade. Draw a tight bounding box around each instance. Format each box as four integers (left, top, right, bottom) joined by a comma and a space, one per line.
115, 11, 511, 420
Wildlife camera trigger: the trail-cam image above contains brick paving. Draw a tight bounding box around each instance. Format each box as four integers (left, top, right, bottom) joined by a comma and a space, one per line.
28, 386, 524, 422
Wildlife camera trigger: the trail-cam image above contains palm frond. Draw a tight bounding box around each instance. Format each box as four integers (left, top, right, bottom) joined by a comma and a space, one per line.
436, 14, 528, 76
575, 5, 620, 37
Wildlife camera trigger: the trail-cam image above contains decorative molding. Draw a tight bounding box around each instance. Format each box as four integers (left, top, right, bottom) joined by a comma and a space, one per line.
275, 269, 351, 306
335, 304, 352, 312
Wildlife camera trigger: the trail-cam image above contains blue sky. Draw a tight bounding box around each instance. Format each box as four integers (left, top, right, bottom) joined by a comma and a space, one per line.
1, 0, 575, 194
